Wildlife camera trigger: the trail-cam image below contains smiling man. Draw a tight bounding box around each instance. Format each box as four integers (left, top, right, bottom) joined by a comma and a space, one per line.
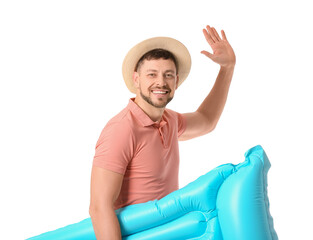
89, 25, 236, 240
133, 50, 179, 117
135, 53, 176, 109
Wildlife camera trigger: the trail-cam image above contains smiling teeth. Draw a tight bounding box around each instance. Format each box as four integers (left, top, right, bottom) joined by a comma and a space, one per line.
153, 91, 167, 94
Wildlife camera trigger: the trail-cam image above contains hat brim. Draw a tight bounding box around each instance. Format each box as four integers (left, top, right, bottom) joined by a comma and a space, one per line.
122, 37, 191, 94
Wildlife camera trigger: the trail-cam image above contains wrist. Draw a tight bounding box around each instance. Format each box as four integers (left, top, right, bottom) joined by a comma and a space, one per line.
220, 63, 235, 71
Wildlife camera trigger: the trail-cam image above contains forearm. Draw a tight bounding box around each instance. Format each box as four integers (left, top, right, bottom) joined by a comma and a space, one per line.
90, 208, 122, 240
197, 65, 234, 130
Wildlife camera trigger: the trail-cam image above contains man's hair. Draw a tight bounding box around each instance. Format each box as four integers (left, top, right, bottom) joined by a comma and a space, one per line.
134, 48, 178, 72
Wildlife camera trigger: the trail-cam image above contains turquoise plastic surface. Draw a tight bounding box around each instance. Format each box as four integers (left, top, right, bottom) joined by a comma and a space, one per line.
27, 145, 278, 240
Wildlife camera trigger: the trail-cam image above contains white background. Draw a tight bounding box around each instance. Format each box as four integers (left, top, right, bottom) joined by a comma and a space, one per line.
1, 0, 312, 239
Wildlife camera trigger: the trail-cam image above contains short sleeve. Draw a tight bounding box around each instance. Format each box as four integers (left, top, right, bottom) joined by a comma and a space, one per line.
165, 109, 186, 138
176, 112, 187, 138
93, 121, 134, 175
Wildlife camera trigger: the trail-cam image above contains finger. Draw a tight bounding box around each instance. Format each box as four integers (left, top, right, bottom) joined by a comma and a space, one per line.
202, 28, 214, 45
212, 27, 222, 41
201, 50, 214, 60
206, 25, 218, 43
221, 30, 228, 41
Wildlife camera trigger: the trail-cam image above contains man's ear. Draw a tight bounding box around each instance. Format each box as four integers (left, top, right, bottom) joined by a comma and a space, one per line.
175, 75, 179, 90
133, 72, 140, 89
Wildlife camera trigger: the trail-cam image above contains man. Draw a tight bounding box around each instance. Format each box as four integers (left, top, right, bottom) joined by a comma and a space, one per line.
89, 25, 236, 240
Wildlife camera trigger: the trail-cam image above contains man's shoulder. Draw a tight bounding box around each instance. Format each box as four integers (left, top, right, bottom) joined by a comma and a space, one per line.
108, 106, 130, 123
164, 108, 181, 120
96, 106, 134, 144
164, 108, 176, 115
105, 106, 133, 130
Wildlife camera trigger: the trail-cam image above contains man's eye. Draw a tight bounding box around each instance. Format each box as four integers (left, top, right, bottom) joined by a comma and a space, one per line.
166, 74, 174, 78
148, 73, 156, 77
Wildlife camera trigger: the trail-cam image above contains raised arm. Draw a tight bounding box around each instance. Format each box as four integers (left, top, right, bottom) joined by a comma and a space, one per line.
89, 167, 123, 240
179, 25, 236, 141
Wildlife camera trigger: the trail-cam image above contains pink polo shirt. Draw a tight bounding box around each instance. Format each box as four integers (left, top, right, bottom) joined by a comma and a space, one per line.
93, 98, 186, 209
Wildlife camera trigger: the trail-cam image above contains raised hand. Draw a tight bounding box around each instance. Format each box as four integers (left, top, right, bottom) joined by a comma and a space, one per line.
201, 25, 236, 68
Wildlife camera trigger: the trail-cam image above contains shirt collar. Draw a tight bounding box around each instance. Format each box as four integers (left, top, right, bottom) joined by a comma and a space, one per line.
127, 98, 167, 128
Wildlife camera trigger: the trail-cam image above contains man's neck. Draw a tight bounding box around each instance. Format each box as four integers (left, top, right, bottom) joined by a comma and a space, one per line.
134, 97, 164, 123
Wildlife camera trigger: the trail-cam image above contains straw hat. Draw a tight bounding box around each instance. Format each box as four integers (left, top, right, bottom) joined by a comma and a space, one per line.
122, 37, 191, 93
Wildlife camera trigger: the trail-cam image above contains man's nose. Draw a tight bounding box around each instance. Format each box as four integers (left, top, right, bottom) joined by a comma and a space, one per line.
155, 76, 167, 86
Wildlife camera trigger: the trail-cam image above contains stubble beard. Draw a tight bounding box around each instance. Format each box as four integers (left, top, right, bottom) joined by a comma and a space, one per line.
140, 90, 173, 109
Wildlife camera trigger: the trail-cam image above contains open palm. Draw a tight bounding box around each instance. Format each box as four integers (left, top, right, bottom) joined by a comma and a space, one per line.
201, 25, 236, 68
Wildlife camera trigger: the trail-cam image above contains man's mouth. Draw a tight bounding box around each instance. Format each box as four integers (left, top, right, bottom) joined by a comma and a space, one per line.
151, 89, 170, 95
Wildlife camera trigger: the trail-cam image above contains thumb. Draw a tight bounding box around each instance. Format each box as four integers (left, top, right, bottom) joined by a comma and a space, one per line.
201, 50, 214, 60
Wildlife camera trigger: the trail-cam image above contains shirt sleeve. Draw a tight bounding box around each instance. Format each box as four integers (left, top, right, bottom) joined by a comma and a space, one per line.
176, 111, 187, 138
92, 121, 134, 175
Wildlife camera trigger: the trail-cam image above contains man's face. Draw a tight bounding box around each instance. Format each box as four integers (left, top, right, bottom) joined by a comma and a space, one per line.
133, 58, 179, 109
